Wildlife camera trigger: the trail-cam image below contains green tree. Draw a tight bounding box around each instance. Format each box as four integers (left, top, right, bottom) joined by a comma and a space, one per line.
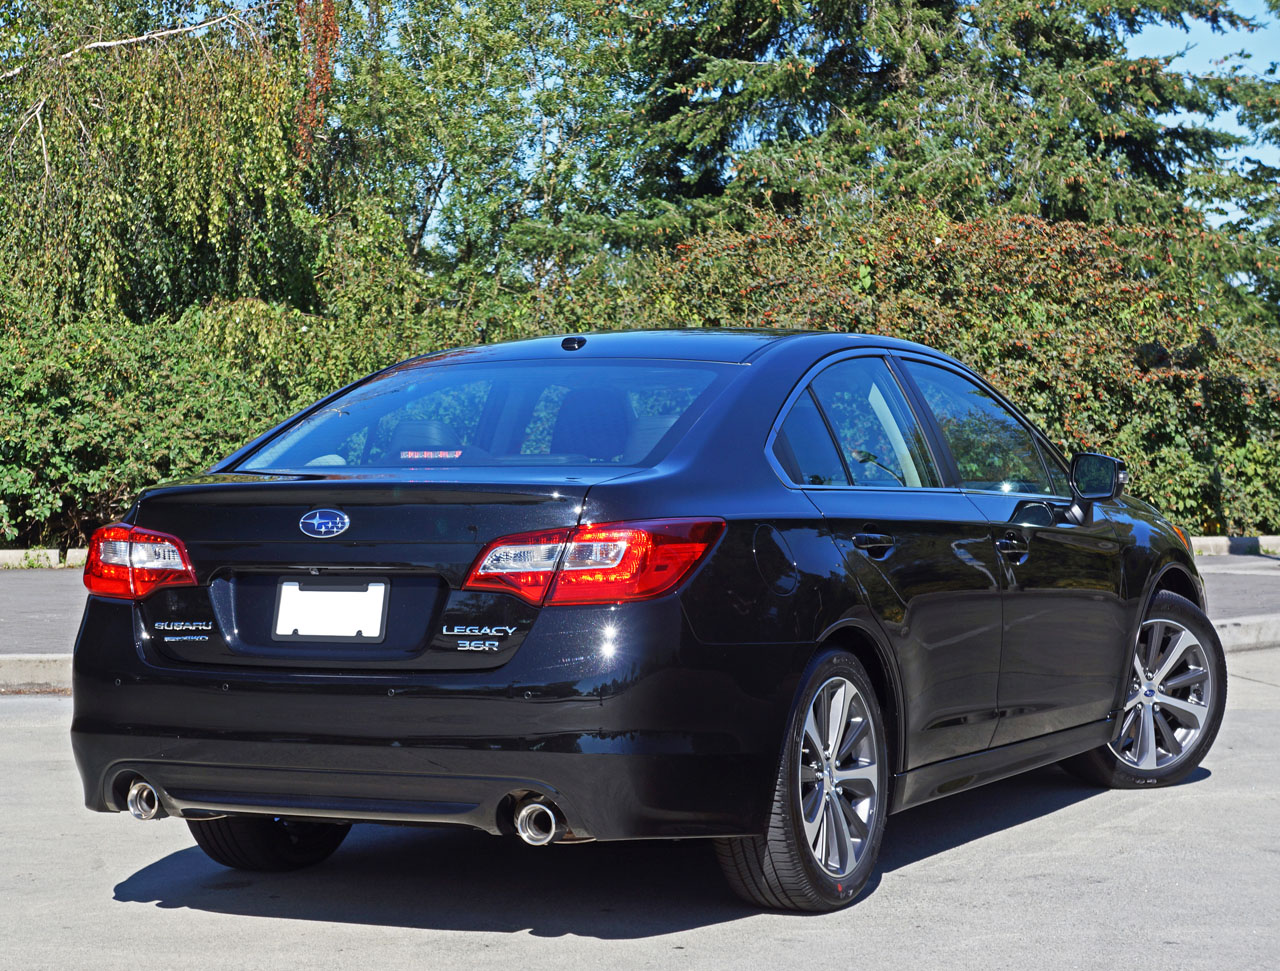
624, 0, 1277, 229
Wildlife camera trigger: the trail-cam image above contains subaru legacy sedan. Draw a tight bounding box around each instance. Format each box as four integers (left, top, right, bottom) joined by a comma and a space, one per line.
71, 330, 1225, 911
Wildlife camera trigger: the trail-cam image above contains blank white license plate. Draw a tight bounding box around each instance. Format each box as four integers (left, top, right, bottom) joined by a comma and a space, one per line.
273, 579, 388, 643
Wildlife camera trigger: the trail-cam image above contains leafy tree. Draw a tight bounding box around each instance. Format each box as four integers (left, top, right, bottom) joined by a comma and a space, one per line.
312, 0, 642, 334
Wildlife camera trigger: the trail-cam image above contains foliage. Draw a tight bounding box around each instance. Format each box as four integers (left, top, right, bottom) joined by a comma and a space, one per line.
591, 208, 1280, 534
0, 1, 1279, 544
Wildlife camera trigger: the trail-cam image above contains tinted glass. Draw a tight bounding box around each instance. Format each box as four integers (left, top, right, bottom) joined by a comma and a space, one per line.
1041, 444, 1072, 498
904, 361, 1051, 494
773, 392, 849, 486
810, 358, 939, 488
242, 361, 728, 470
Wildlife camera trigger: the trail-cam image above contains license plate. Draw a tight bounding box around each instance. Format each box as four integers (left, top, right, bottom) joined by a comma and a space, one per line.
272, 578, 389, 643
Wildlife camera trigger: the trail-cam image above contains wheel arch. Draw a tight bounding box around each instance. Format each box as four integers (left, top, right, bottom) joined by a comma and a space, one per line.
813, 620, 905, 781
1147, 561, 1203, 612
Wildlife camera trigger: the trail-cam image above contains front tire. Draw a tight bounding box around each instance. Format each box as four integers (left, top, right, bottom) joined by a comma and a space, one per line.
187, 816, 351, 871
714, 650, 889, 911
1064, 591, 1227, 789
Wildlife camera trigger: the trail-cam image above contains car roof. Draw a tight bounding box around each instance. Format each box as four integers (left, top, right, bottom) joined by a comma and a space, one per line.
392, 328, 957, 369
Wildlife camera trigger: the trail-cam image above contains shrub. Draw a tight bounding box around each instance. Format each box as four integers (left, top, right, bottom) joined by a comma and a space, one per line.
593, 209, 1280, 534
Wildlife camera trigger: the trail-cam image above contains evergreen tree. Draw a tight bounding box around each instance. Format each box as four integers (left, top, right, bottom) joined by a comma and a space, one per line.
625, 0, 1276, 228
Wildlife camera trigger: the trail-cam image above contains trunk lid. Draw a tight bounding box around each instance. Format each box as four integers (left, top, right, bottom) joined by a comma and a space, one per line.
130, 470, 604, 670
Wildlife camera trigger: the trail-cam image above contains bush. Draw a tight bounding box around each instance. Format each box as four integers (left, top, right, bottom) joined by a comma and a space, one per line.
589, 209, 1280, 534
0, 297, 440, 547
3, 207, 1278, 547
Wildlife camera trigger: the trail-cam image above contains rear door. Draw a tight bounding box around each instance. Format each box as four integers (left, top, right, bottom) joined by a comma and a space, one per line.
771, 353, 1004, 770
896, 357, 1128, 745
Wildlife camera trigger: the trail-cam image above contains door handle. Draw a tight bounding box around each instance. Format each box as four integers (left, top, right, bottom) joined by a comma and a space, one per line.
995, 533, 1029, 555
853, 532, 896, 552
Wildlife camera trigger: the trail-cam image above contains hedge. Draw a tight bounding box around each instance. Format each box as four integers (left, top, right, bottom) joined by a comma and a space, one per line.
3, 208, 1278, 547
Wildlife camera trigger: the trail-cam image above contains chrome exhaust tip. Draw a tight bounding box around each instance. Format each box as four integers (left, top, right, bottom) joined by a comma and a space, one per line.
514, 799, 565, 846
126, 779, 162, 821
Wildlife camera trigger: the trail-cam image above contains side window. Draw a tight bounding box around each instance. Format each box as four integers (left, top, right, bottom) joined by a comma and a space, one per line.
903, 361, 1052, 494
810, 358, 940, 488
773, 392, 849, 486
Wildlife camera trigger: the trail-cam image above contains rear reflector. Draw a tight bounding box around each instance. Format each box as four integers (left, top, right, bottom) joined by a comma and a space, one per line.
84, 524, 197, 600
464, 519, 725, 605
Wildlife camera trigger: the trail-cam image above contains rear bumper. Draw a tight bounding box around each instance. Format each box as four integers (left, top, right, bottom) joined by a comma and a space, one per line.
71, 595, 802, 840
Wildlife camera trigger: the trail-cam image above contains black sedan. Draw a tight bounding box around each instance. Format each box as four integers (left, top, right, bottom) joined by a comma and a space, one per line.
71, 329, 1226, 911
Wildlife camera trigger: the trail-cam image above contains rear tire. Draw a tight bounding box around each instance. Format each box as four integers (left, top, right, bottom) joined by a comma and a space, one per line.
1063, 591, 1226, 789
714, 649, 889, 911
187, 816, 351, 871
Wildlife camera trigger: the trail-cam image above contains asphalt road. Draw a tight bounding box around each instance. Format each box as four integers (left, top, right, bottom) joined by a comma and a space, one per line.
3, 647, 1276, 971
3, 555, 1278, 655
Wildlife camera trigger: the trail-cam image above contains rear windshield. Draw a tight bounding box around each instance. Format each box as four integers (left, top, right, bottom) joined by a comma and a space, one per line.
239, 359, 731, 471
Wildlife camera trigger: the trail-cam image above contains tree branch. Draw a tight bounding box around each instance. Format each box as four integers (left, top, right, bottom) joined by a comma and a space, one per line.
0, 4, 272, 83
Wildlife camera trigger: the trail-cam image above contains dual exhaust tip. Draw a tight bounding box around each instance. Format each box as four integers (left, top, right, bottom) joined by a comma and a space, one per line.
513, 797, 566, 846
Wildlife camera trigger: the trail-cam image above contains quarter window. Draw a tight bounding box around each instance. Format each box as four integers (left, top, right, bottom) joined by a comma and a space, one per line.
773, 392, 850, 487
1040, 444, 1073, 498
809, 358, 940, 488
903, 362, 1052, 494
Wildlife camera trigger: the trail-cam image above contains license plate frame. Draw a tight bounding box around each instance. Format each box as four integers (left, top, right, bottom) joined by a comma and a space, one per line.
271, 576, 390, 644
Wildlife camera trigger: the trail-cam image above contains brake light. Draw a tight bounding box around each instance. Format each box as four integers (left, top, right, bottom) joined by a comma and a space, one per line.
84, 524, 197, 600
463, 519, 725, 605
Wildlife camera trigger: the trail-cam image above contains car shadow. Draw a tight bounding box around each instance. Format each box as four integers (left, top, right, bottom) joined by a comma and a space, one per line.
112, 764, 1210, 936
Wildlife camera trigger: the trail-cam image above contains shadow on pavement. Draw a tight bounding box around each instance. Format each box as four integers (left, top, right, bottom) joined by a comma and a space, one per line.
112, 764, 1209, 935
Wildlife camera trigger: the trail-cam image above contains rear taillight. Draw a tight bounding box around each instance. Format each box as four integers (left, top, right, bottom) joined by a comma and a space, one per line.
463, 528, 572, 604
464, 519, 725, 605
84, 524, 197, 600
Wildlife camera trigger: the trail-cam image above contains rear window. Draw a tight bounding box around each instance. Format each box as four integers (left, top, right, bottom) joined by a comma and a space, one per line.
239, 360, 730, 471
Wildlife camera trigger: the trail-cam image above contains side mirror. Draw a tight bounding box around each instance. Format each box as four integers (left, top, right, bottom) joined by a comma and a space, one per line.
1070, 452, 1128, 501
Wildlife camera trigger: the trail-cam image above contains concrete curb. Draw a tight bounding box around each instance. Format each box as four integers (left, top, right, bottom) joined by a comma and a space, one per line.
0, 654, 72, 694
3, 615, 1277, 694
1211, 614, 1280, 653
0, 548, 86, 568
1192, 536, 1280, 555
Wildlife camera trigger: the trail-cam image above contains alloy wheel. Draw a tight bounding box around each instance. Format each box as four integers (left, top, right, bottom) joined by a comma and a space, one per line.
797, 676, 879, 878
1109, 617, 1214, 771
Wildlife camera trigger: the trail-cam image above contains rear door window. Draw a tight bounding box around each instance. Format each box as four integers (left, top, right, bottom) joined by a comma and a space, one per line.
902, 361, 1052, 494
241, 361, 729, 471
808, 358, 940, 488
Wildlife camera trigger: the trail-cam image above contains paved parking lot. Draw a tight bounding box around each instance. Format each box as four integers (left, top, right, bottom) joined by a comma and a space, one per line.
3, 647, 1277, 971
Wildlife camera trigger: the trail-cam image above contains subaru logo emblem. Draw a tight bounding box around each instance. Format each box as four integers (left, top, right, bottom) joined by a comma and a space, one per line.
299, 509, 350, 538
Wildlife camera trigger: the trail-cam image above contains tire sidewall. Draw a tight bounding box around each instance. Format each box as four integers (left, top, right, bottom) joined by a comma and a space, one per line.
781, 650, 889, 907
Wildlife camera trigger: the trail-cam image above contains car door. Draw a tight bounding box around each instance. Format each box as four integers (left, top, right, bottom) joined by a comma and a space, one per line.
896, 357, 1128, 746
770, 353, 1004, 770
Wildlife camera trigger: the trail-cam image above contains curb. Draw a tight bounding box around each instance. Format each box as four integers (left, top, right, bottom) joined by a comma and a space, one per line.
3, 615, 1277, 694
1211, 614, 1280, 653
0, 655, 72, 694
0, 548, 86, 568
1192, 536, 1280, 555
